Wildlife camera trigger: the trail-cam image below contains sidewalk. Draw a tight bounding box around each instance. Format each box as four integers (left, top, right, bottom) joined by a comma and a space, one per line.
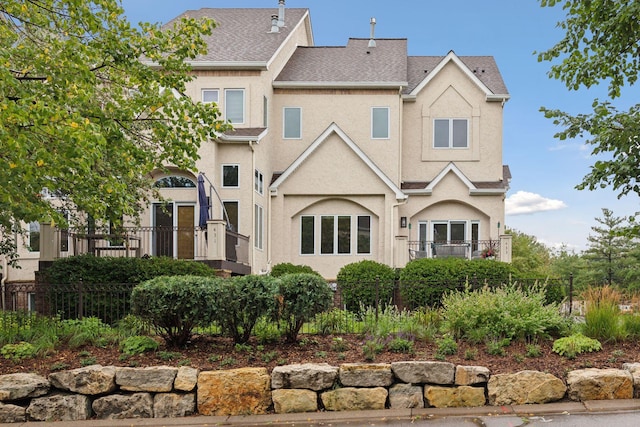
4, 399, 640, 427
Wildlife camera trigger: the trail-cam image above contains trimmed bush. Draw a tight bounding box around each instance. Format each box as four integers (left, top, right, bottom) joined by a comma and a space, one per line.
212, 275, 278, 344
131, 275, 221, 347
270, 262, 320, 277
399, 258, 518, 308
276, 273, 334, 342
337, 260, 396, 313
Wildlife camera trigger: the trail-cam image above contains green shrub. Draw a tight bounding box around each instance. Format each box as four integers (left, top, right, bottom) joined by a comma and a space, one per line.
622, 314, 640, 339
253, 317, 282, 343
312, 308, 357, 335
399, 258, 518, 308
435, 335, 458, 357
362, 338, 385, 361
60, 317, 112, 348
276, 273, 334, 342
1, 342, 37, 362
581, 291, 626, 342
120, 335, 159, 356
387, 336, 414, 354
337, 260, 396, 313
270, 263, 320, 278
441, 284, 567, 343
552, 333, 602, 359
131, 275, 221, 347
212, 275, 278, 344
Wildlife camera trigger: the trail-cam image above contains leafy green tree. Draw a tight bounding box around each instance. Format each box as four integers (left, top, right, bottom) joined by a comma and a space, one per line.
506, 227, 552, 276
548, 245, 590, 290
537, 1, 640, 199
0, 0, 227, 265
583, 208, 634, 287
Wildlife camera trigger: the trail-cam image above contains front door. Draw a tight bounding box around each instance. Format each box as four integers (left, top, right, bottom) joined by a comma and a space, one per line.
153, 203, 195, 259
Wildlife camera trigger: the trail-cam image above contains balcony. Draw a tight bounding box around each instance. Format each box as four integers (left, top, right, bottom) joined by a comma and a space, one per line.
408, 240, 500, 261
40, 221, 251, 276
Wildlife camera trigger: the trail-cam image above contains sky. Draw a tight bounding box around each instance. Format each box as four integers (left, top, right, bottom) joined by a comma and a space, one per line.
120, 0, 639, 252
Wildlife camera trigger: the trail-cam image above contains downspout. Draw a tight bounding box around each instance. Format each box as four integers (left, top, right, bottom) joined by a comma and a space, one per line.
249, 140, 256, 273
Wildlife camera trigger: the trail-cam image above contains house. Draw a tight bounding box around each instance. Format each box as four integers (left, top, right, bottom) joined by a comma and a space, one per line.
4, 1, 512, 285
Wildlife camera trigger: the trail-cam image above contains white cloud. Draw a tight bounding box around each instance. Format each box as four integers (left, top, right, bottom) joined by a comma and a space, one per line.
505, 191, 568, 216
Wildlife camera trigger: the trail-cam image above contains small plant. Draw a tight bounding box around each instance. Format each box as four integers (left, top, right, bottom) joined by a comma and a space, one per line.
525, 344, 542, 358
1, 342, 36, 362
331, 337, 349, 352
261, 351, 279, 363
80, 356, 97, 367
314, 350, 327, 359
78, 350, 92, 358
253, 317, 282, 344
486, 338, 510, 356
120, 335, 159, 356
234, 343, 253, 353
219, 357, 237, 368
552, 333, 602, 359
387, 336, 415, 354
513, 353, 525, 363
362, 338, 384, 362
277, 358, 288, 365
178, 358, 191, 367
607, 349, 626, 363
208, 354, 222, 363
435, 336, 458, 357
158, 351, 182, 361
299, 337, 319, 347
50, 362, 70, 372
464, 348, 478, 360
337, 352, 346, 360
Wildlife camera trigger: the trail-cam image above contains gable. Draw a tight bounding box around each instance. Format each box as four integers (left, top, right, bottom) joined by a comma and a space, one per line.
270, 123, 406, 200
403, 163, 507, 196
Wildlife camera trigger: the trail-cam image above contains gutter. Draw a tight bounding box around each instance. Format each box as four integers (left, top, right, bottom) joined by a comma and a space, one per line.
273, 81, 408, 89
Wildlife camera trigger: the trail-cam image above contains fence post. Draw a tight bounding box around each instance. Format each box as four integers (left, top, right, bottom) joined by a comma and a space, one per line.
569, 273, 573, 315
77, 279, 84, 320
375, 276, 380, 322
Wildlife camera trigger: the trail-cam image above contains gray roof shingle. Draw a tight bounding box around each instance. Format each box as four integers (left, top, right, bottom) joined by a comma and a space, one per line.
275, 38, 408, 84
163, 8, 309, 63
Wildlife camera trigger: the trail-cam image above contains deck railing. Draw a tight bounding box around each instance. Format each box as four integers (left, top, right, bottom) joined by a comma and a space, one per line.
407, 240, 500, 260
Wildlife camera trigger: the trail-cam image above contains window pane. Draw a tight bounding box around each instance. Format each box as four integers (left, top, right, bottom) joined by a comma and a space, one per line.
452, 119, 468, 148
223, 165, 239, 187
372, 107, 389, 139
301, 216, 315, 254
254, 169, 263, 194
433, 223, 448, 242
321, 216, 334, 254
223, 201, 239, 232
225, 89, 244, 123
434, 119, 449, 147
202, 89, 219, 103
254, 204, 263, 249
472, 222, 479, 252
338, 216, 351, 254
451, 222, 466, 242
284, 107, 301, 138
28, 222, 40, 252
357, 216, 371, 254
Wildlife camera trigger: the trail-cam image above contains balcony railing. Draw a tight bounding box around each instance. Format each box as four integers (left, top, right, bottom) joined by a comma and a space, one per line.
55, 226, 249, 265
408, 240, 499, 260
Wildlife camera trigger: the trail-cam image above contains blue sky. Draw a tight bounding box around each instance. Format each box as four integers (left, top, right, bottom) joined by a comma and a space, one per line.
120, 0, 639, 252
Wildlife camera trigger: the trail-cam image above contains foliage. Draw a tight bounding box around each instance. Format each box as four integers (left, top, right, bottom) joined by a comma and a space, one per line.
525, 343, 543, 358
581, 285, 626, 342
0, 0, 229, 264
253, 317, 282, 344
538, 1, 640, 200
336, 260, 396, 313
312, 308, 358, 335
275, 273, 333, 342
441, 284, 567, 343
435, 336, 458, 357
1, 342, 37, 362
552, 333, 602, 359
399, 258, 518, 308
43, 255, 216, 284
120, 335, 159, 356
362, 338, 385, 361
60, 317, 113, 348
506, 228, 552, 276
387, 336, 414, 354
131, 275, 221, 347
270, 263, 320, 278
211, 275, 278, 344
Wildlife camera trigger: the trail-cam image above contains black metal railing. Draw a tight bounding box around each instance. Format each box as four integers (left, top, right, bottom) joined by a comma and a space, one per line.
408, 240, 500, 260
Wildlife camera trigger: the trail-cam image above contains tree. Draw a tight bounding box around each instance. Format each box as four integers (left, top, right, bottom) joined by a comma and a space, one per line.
0, 0, 227, 265
582, 208, 634, 287
538, 1, 640, 198
506, 227, 552, 276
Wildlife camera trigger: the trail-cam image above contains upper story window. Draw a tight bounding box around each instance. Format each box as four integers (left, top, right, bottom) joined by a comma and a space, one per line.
222, 164, 239, 188
254, 169, 264, 195
28, 221, 40, 252
202, 89, 219, 104
225, 89, 245, 124
434, 118, 468, 148
283, 107, 301, 139
154, 176, 196, 188
371, 107, 390, 139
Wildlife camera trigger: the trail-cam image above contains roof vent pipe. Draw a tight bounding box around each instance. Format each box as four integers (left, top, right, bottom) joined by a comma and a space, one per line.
270, 14, 279, 33
368, 17, 377, 48
278, 0, 285, 27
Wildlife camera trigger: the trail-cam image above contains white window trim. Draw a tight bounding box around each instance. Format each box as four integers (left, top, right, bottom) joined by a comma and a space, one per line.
202, 89, 219, 104
300, 215, 315, 255
283, 107, 302, 139
254, 169, 264, 195
371, 107, 390, 139
221, 164, 240, 189
222, 200, 240, 232
224, 88, 245, 124
431, 220, 470, 242
433, 118, 469, 149
299, 214, 371, 256
254, 204, 264, 250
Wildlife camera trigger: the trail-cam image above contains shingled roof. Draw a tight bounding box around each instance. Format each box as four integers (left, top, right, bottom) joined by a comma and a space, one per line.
275, 38, 408, 86
163, 8, 310, 65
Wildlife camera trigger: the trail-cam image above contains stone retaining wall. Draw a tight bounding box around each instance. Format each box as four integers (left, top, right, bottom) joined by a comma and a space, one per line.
0, 362, 639, 422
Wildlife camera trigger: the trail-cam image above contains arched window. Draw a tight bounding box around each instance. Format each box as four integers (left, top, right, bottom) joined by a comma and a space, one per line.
153, 176, 196, 188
